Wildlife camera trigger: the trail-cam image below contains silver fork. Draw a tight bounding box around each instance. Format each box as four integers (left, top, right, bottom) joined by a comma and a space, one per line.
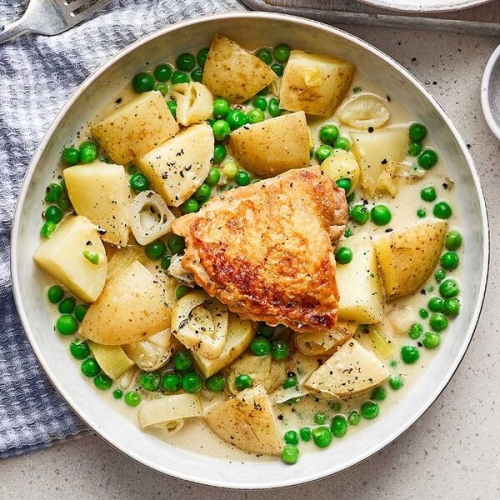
0, 0, 112, 44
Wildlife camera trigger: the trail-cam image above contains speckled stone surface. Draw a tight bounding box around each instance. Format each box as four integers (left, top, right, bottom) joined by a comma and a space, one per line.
1, 25, 500, 500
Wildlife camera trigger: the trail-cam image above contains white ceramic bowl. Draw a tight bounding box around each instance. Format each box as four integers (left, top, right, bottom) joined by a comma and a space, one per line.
481, 44, 500, 141
11, 13, 488, 489
358, 0, 493, 12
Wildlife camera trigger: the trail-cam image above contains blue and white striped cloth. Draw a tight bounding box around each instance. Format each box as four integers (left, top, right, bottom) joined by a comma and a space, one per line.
0, 0, 245, 458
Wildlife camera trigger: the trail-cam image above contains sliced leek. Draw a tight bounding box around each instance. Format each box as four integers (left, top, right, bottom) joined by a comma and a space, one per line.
171, 82, 214, 127
89, 341, 135, 379
138, 393, 202, 430
171, 290, 228, 360
387, 306, 415, 336
167, 254, 195, 287
338, 94, 390, 130
130, 190, 175, 245
294, 321, 356, 357
320, 149, 360, 195
123, 329, 173, 372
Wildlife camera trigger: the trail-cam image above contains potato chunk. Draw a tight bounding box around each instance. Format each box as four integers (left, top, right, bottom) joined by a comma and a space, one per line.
280, 50, 355, 116
304, 339, 389, 398
373, 220, 448, 298
202, 34, 277, 103
204, 385, 283, 456
80, 260, 171, 345
33, 216, 107, 303
137, 122, 213, 207
336, 232, 383, 324
63, 162, 130, 246
227, 112, 310, 178
91, 91, 179, 165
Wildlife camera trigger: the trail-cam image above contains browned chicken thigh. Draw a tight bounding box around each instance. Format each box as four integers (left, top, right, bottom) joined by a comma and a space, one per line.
171, 166, 348, 333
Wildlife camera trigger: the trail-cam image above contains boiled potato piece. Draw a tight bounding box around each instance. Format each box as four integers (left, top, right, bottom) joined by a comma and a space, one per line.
336, 232, 384, 324
280, 50, 355, 116
191, 314, 257, 378
227, 112, 310, 177
204, 385, 283, 456
64, 162, 130, 246
373, 220, 448, 298
304, 339, 389, 397
80, 260, 171, 345
351, 127, 407, 196
202, 34, 277, 103
320, 149, 360, 195
137, 122, 212, 207
33, 216, 107, 303
91, 91, 179, 165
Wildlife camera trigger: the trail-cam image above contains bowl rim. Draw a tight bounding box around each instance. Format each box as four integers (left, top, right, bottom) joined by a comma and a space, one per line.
11, 11, 490, 489
481, 43, 500, 141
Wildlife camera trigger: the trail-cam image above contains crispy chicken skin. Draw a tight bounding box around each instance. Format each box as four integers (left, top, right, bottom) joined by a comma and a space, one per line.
171, 166, 348, 333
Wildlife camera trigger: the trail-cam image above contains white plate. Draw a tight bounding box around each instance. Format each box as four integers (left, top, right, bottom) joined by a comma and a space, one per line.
11, 12, 489, 489
358, 0, 493, 12
481, 44, 500, 141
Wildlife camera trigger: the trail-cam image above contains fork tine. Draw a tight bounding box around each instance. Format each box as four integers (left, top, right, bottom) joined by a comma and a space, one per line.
55, 0, 111, 25
72, 0, 111, 22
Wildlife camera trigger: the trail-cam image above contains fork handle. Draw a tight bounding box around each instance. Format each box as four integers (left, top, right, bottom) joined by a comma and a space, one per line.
0, 19, 32, 45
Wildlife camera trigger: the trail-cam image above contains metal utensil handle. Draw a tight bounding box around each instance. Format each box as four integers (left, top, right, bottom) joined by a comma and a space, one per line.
0, 19, 32, 45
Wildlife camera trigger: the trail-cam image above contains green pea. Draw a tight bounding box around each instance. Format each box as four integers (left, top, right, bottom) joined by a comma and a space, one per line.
433, 201, 452, 219
282, 373, 297, 389
418, 149, 438, 169
371, 205, 392, 226
335, 246, 353, 265
56, 314, 78, 335
154, 82, 168, 96
408, 142, 423, 157
57, 195, 72, 212
419, 308, 429, 319
429, 313, 448, 332
336, 178, 352, 193
94, 373, 112, 391
196, 48, 209, 68
154, 64, 172, 82
74, 304, 89, 322
44, 205, 64, 225
132, 72, 155, 93
428, 296, 444, 313
205, 373, 225, 392
315, 145, 333, 162
284, 430, 299, 445
173, 350, 192, 372
268, 98, 282, 117
193, 183, 211, 203
45, 183, 63, 203
160, 254, 172, 270
440, 251, 459, 270
253, 96, 267, 111
422, 332, 441, 349
271, 339, 290, 361
221, 160, 238, 180
314, 412, 327, 425
113, 389, 123, 399
145, 239, 167, 260
270, 62, 284, 76
180, 198, 200, 214
69, 341, 90, 360
344, 227, 353, 238
140, 372, 161, 392
346, 192, 355, 204
175, 285, 190, 300
167, 100, 177, 119
312, 426, 333, 448
47, 285, 64, 304
330, 415, 348, 438
439, 279, 460, 298
348, 409, 361, 426
408, 323, 423, 340
409, 123, 427, 142
331, 402, 342, 412
416, 208, 427, 219
435, 268, 446, 283
58, 297, 75, 314
401, 345, 420, 364
171, 70, 190, 85
273, 43, 291, 63
319, 124, 340, 145
361, 401, 380, 420
443, 298, 461, 316
389, 376, 404, 390
213, 144, 227, 165
299, 426, 312, 442
162, 373, 182, 392
371, 386, 387, 401
282, 444, 299, 465
81, 358, 100, 377
350, 204, 369, 225
124, 391, 141, 407
235, 373, 253, 390
205, 166, 221, 186
182, 372, 203, 393
176, 53, 196, 72
213, 99, 230, 119
333, 137, 351, 151
129, 172, 149, 192
247, 108, 265, 124
421, 186, 437, 202
235, 170, 251, 186
257, 322, 275, 338
256, 48, 272, 65
168, 234, 185, 254
83, 250, 99, 265
226, 109, 248, 130
79, 141, 98, 164
445, 231, 462, 251
250, 336, 271, 357
62, 147, 80, 166
190, 68, 203, 83
211, 119, 231, 141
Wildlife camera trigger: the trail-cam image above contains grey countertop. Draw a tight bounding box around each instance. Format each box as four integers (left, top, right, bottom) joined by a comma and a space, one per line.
1, 23, 500, 500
